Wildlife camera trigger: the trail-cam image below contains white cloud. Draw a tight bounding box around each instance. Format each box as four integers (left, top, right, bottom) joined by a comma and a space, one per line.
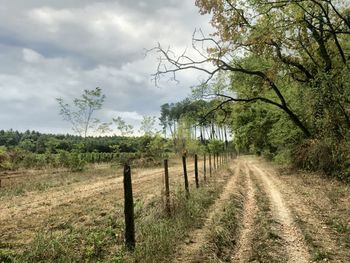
0, 0, 213, 134
22, 48, 44, 63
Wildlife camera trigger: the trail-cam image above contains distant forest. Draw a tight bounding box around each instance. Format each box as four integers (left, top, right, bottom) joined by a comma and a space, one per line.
0, 129, 150, 154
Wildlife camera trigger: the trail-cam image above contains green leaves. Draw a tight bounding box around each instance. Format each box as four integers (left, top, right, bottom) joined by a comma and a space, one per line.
57, 87, 106, 137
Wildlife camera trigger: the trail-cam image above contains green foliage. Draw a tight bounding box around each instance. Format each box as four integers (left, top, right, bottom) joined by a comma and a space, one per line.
0, 130, 175, 169
0, 146, 11, 171
208, 140, 224, 154
139, 116, 157, 136
58, 151, 86, 172
0, 249, 15, 263
159, 98, 230, 157
112, 116, 134, 136
57, 87, 106, 137
182, 0, 350, 180
293, 139, 350, 181
143, 134, 168, 159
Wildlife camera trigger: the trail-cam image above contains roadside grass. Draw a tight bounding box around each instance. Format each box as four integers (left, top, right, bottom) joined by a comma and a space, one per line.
249, 171, 288, 263
293, 216, 332, 262
129, 186, 221, 263
3, 168, 230, 263
291, 194, 350, 262
253, 157, 350, 262
195, 169, 244, 262
328, 219, 350, 243
276, 170, 350, 261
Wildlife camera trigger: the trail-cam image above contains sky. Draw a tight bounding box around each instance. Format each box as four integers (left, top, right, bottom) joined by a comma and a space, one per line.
0, 0, 212, 135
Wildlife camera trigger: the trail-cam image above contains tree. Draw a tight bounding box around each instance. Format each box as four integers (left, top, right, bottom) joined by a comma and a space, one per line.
139, 116, 157, 136
57, 87, 106, 137
112, 116, 134, 136
159, 103, 171, 138
151, 0, 350, 139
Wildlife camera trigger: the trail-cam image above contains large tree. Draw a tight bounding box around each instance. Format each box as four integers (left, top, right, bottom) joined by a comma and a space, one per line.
152, 0, 350, 138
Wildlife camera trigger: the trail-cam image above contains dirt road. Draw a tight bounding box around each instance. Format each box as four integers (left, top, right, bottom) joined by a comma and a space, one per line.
174, 156, 350, 263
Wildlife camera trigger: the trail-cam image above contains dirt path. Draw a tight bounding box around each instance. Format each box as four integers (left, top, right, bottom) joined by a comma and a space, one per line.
231, 162, 257, 262
173, 162, 240, 262
254, 160, 350, 262
173, 157, 312, 263
251, 162, 311, 263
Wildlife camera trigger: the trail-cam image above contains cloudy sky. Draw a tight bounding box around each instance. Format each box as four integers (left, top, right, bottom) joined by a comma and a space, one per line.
0, 0, 212, 135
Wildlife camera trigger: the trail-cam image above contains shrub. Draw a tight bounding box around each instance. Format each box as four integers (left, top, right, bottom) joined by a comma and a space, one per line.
0, 146, 11, 171
292, 139, 350, 181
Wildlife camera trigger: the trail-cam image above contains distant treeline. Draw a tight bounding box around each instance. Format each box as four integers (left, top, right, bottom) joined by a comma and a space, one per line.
0, 130, 175, 171
0, 129, 157, 154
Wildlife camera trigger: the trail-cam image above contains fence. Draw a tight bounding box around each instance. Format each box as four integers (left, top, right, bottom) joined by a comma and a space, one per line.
0, 151, 236, 251
122, 152, 235, 250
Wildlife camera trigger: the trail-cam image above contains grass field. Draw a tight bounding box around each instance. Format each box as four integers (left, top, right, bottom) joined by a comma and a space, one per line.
1, 156, 349, 262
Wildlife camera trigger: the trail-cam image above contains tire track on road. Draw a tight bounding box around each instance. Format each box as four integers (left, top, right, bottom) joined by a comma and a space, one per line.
251, 163, 310, 263
231, 162, 257, 262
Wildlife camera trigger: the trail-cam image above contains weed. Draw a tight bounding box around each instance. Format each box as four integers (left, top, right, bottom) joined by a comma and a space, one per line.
314, 249, 330, 261
130, 185, 221, 263
331, 220, 350, 234
294, 215, 333, 262
206, 194, 242, 262
0, 250, 16, 263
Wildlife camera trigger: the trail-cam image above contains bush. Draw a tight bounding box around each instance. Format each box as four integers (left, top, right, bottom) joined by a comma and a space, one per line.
292, 139, 350, 181
67, 153, 86, 172
0, 146, 11, 171
57, 151, 86, 172
272, 149, 291, 164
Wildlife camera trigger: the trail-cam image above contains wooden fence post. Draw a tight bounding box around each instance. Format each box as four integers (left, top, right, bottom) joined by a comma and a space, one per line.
203, 153, 207, 182
123, 164, 135, 250
209, 153, 212, 176
182, 155, 189, 197
194, 154, 199, 188
164, 159, 170, 215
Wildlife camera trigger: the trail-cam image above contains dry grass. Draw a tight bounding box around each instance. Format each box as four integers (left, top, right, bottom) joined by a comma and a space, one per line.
196, 167, 244, 262
0, 156, 227, 263
0, 164, 121, 198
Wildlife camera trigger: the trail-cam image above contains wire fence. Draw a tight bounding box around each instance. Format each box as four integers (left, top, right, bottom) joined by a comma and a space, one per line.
0, 153, 234, 221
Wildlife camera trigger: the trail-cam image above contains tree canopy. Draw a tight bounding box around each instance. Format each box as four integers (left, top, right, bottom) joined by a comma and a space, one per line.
152, 0, 350, 180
